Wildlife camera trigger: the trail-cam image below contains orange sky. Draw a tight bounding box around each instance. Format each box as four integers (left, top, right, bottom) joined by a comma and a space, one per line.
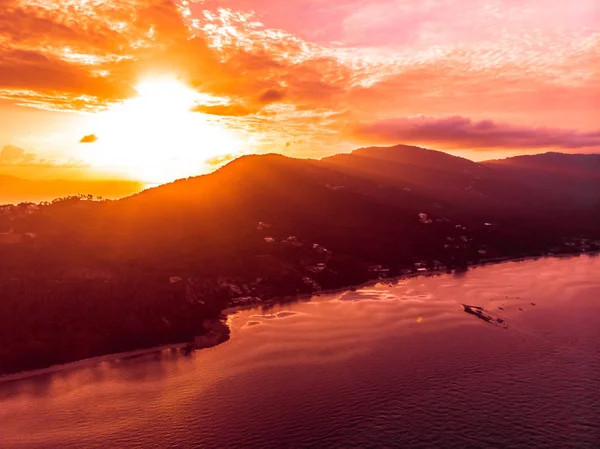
1, 0, 599, 187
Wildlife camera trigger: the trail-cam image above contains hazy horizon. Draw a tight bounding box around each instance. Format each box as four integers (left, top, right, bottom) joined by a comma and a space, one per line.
3, 143, 600, 205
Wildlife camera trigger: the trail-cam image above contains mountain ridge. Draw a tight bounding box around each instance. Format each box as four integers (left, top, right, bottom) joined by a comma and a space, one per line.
2, 144, 600, 375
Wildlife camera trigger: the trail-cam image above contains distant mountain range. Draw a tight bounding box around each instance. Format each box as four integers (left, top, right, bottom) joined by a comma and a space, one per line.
0, 174, 144, 205
2, 145, 599, 374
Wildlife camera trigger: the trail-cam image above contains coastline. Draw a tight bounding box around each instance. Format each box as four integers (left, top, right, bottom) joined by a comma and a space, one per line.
0, 317, 232, 384
1, 251, 595, 384
0, 343, 188, 384
226, 251, 593, 315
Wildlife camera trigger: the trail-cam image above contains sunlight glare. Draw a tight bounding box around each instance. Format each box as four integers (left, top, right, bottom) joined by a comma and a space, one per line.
82, 78, 244, 184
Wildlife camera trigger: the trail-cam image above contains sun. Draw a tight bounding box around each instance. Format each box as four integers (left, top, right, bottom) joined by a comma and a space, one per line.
81, 78, 245, 184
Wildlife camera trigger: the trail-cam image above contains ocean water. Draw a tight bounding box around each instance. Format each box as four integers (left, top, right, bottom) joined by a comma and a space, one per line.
1, 255, 600, 448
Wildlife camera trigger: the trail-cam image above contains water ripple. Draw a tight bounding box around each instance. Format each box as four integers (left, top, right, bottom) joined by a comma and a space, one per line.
1, 255, 600, 448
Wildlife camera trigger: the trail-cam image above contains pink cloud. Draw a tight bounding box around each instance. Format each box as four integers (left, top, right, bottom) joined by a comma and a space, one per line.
351, 116, 600, 151
193, 0, 600, 47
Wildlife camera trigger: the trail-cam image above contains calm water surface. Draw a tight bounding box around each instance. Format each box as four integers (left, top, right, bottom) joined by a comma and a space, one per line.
2, 256, 600, 448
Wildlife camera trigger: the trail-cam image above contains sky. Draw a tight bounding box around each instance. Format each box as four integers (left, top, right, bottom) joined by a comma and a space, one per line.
0, 0, 599, 186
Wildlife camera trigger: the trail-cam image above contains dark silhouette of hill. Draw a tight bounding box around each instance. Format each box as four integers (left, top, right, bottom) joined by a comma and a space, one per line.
322, 145, 528, 214
482, 153, 600, 209
1, 145, 600, 375
484, 152, 600, 173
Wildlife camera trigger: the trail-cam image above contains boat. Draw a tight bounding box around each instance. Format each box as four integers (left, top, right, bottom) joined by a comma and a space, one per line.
462, 304, 491, 322
461, 304, 507, 328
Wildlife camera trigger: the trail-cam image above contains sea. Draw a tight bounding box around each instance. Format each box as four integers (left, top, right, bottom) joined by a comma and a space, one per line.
1, 255, 599, 448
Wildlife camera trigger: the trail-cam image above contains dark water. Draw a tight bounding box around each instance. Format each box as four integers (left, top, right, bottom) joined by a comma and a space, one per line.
2, 256, 600, 448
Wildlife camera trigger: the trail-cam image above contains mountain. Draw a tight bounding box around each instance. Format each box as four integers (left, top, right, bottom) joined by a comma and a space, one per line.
484, 152, 600, 173
482, 153, 600, 209
321, 145, 530, 214
2, 145, 600, 374
6, 146, 600, 269
3, 145, 598, 285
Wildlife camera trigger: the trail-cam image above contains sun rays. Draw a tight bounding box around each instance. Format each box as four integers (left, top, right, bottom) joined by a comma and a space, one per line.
80, 78, 245, 184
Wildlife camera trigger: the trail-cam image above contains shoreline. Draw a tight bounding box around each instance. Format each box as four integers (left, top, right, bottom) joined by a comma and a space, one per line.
0, 343, 188, 384
226, 251, 594, 315
1, 251, 594, 384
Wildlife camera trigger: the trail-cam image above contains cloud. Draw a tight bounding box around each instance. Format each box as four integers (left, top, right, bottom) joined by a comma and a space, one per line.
80, 134, 98, 143
205, 154, 237, 166
199, 0, 600, 48
191, 103, 254, 117
0, 0, 189, 109
0, 144, 87, 169
0, 49, 135, 104
190, 89, 286, 117
1, 0, 599, 159
258, 89, 286, 104
0, 0, 349, 115
351, 116, 600, 151
0, 145, 36, 164
186, 5, 600, 150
